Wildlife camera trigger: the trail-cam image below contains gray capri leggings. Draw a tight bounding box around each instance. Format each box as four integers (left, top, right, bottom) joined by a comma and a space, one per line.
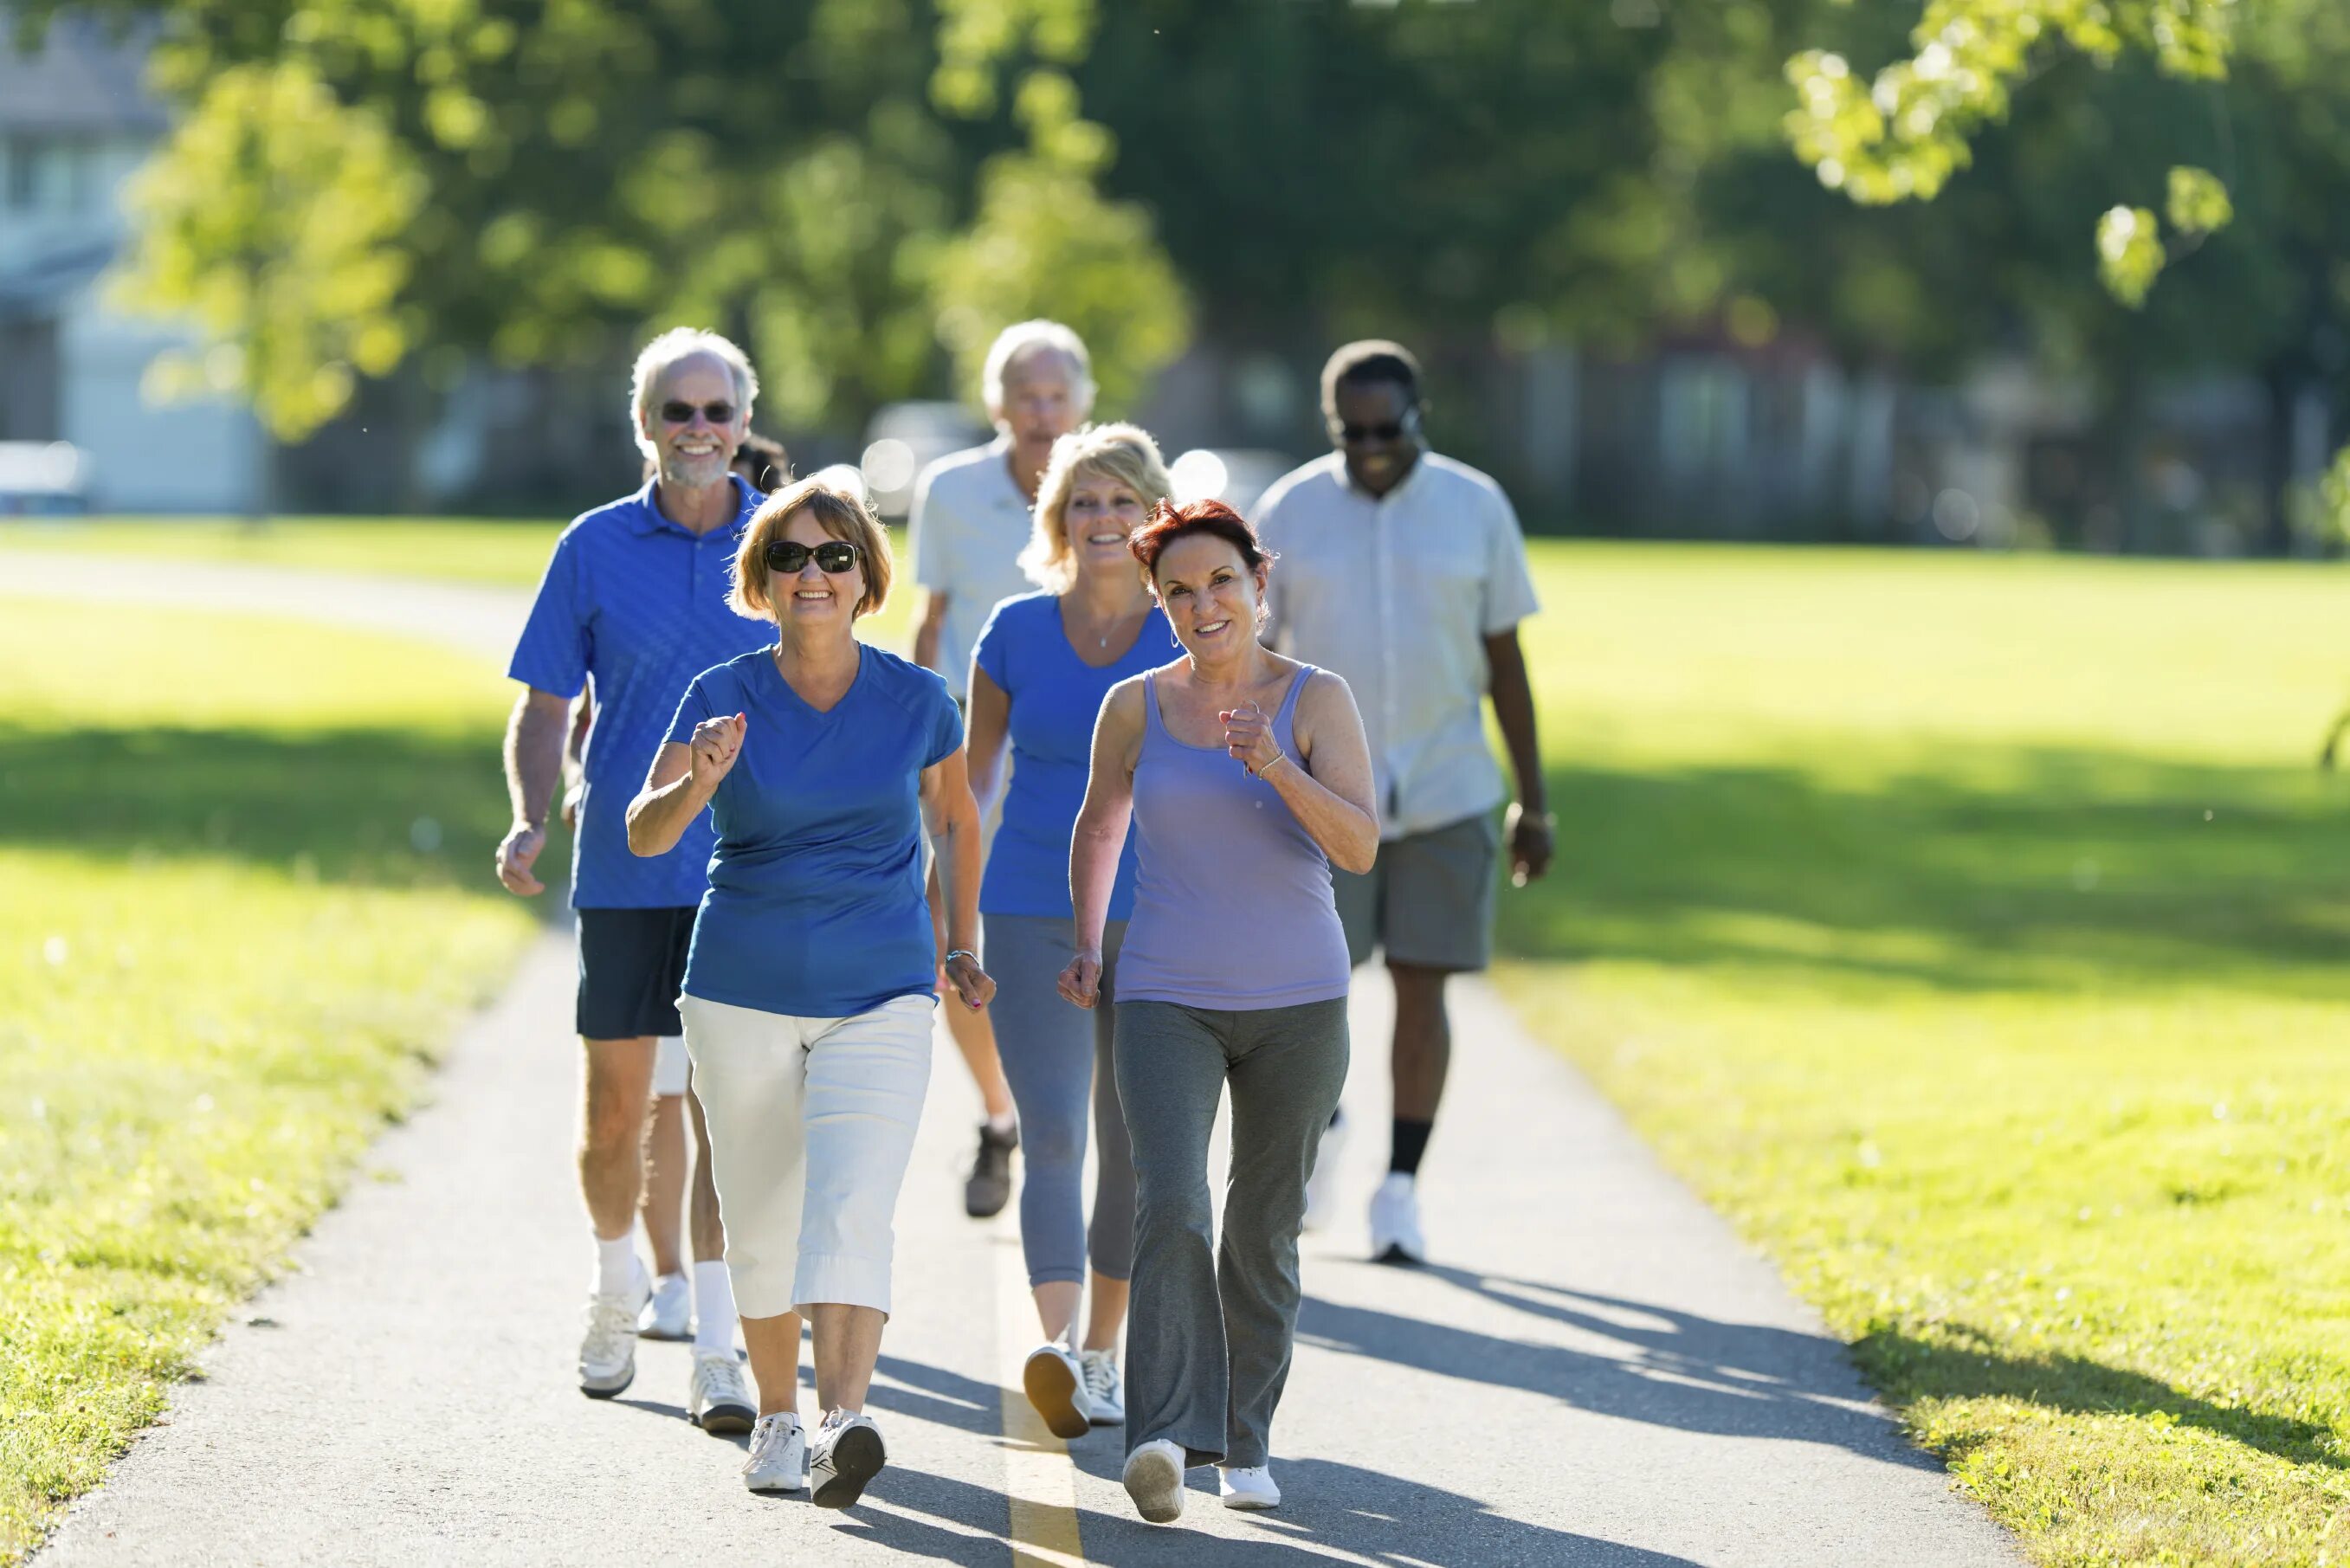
981, 914, 1135, 1287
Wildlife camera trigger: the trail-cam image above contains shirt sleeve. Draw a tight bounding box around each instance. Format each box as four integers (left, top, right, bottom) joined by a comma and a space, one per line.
972, 597, 1015, 692
925, 679, 966, 768
1255, 492, 1288, 646
908, 463, 955, 591
1480, 485, 1541, 636
665, 673, 717, 746
507, 531, 591, 697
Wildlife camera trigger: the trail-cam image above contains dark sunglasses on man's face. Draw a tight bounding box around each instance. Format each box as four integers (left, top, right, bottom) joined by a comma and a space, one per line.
1330, 405, 1421, 444
765, 539, 861, 576
661, 399, 737, 426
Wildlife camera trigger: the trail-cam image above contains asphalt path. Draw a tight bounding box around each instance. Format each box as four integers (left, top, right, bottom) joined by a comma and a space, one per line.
10, 550, 2018, 1566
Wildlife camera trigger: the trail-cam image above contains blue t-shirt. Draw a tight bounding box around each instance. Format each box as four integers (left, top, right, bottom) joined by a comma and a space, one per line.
507, 476, 771, 909
668, 643, 964, 1018
972, 591, 1175, 920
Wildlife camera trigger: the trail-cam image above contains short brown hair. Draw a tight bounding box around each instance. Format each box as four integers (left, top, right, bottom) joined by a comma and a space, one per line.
1128, 497, 1272, 580
730, 476, 893, 621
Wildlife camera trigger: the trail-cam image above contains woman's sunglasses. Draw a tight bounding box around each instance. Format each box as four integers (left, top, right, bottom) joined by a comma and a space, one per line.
661, 399, 737, 425
765, 539, 861, 575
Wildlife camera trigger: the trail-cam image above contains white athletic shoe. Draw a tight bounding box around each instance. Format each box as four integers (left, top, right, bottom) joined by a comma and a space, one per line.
1219, 1464, 1282, 1510
741, 1412, 805, 1494
809, 1410, 887, 1510
578, 1274, 649, 1397
638, 1271, 692, 1339
1079, 1349, 1124, 1427
1122, 1439, 1187, 1524
689, 1350, 756, 1436
1023, 1342, 1094, 1440
1302, 1107, 1349, 1232
1368, 1171, 1428, 1265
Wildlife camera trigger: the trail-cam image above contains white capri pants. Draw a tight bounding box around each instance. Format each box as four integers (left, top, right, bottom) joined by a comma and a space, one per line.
652, 1035, 690, 1098
678, 991, 933, 1319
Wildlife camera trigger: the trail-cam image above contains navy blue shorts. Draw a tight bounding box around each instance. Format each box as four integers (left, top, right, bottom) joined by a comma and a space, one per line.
576, 906, 697, 1040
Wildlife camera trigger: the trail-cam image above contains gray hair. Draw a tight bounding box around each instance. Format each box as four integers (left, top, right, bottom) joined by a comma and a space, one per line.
630, 327, 758, 455
982, 319, 1095, 416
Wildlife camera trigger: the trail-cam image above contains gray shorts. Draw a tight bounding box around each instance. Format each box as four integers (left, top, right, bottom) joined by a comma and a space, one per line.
1332, 811, 1499, 972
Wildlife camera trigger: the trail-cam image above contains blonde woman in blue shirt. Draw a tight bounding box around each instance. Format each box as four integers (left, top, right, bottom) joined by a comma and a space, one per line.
628, 477, 993, 1507
965, 423, 1175, 1439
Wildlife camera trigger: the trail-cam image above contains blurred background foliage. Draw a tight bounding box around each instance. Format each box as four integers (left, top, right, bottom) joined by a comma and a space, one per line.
10, 0, 2350, 545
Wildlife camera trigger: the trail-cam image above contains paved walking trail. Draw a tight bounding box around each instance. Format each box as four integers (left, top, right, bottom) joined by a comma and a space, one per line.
11, 552, 2018, 1566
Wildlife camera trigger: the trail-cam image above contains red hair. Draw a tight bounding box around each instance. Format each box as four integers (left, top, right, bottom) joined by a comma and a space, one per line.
1128, 497, 1274, 578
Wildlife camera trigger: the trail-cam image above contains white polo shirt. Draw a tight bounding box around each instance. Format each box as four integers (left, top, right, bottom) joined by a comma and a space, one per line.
907, 436, 1037, 700
1256, 450, 1540, 840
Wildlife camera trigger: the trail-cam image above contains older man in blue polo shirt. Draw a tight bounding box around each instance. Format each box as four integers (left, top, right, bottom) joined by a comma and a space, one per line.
496, 328, 771, 1426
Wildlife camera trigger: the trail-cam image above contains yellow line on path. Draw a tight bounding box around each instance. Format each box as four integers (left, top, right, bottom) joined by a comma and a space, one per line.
993, 1228, 1088, 1567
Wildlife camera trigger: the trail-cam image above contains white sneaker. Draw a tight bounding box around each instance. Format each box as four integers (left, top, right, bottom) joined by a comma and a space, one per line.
1122, 1438, 1186, 1524
1079, 1349, 1124, 1427
689, 1350, 756, 1436
1023, 1342, 1094, 1440
741, 1412, 804, 1494
1219, 1463, 1282, 1510
1368, 1171, 1428, 1265
1302, 1107, 1349, 1232
809, 1409, 886, 1510
637, 1271, 691, 1339
578, 1274, 649, 1397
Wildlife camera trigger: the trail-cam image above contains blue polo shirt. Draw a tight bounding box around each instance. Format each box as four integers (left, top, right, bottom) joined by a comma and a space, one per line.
972, 591, 1171, 920
668, 644, 964, 1018
507, 476, 772, 909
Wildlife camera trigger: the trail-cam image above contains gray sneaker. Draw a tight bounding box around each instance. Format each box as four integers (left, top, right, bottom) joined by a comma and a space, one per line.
809, 1409, 887, 1510
689, 1350, 756, 1436
965, 1122, 1018, 1218
578, 1274, 649, 1397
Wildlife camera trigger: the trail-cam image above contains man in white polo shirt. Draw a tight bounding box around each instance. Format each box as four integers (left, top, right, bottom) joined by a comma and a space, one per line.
1255, 339, 1553, 1266
908, 319, 1094, 1218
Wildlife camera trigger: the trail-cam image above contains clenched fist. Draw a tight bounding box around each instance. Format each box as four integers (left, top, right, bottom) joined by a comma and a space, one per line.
690, 712, 747, 790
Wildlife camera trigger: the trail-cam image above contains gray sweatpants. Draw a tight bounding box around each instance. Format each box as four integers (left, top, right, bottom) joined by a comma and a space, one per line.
1113, 996, 1349, 1468
982, 913, 1135, 1286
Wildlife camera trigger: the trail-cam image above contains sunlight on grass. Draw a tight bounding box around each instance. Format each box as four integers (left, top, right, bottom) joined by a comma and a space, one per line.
1493, 544, 2350, 1567
0, 599, 541, 1563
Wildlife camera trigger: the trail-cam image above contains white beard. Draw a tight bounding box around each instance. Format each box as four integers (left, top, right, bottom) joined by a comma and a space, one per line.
659, 448, 733, 490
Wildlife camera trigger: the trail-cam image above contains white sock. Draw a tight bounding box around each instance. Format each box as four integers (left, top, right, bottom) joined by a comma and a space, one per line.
985, 1111, 1017, 1136
692, 1260, 738, 1355
594, 1232, 641, 1298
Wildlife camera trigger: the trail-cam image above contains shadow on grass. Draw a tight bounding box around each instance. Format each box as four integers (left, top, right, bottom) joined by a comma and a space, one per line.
1856, 1323, 2346, 1471
1498, 746, 2350, 997
0, 721, 564, 900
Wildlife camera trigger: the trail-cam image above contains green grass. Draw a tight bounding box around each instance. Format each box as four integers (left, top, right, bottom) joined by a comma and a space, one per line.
1493, 544, 2350, 1566
0, 599, 544, 1562
0, 515, 565, 586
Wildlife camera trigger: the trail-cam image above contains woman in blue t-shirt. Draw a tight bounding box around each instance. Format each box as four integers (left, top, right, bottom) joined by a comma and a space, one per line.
627, 478, 994, 1508
965, 423, 1176, 1442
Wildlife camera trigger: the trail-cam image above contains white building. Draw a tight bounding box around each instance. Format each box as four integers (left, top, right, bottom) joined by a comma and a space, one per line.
0, 13, 264, 513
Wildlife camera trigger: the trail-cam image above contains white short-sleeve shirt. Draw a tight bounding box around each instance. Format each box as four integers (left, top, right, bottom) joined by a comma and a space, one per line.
1255, 451, 1539, 839
907, 436, 1037, 700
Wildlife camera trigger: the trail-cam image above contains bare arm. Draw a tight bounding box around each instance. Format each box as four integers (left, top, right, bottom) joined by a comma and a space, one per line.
495, 687, 571, 895
920, 745, 996, 1010
1224, 670, 1380, 874
1058, 681, 1143, 1008
626, 713, 743, 858
965, 664, 1012, 816
914, 590, 951, 673
1484, 628, 1553, 885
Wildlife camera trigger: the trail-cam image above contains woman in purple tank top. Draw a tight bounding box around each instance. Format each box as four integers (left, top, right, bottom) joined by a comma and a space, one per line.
1058, 498, 1378, 1524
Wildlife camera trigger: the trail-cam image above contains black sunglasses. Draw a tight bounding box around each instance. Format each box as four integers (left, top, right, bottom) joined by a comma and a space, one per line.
660, 399, 737, 425
1330, 405, 1422, 444
765, 539, 862, 576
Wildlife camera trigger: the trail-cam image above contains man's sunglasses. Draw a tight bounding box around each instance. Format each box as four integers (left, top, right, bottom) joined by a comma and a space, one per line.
661, 399, 737, 425
765, 539, 862, 575
1329, 406, 1422, 444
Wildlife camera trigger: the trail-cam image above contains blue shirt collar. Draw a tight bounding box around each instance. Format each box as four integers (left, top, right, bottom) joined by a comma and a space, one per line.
628, 473, 761, 537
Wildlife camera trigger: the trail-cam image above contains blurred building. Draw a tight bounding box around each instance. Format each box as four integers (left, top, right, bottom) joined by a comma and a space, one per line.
0, 11, 266, 513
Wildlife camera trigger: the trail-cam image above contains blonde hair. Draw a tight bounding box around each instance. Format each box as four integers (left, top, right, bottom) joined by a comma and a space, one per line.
1020, 423, 1175, 594
730, 476, 894, 621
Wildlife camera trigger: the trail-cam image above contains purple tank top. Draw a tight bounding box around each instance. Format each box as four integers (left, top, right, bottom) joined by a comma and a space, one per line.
1116, 664, 1353, 1010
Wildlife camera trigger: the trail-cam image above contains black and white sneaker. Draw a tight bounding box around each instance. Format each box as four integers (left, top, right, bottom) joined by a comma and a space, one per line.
689, 1350, 756, 1436
809, 1409, 886, 1510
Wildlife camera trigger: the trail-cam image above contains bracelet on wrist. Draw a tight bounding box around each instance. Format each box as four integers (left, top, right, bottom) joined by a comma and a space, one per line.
945, 948, 977, 965
1258, 750, 1293, 777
